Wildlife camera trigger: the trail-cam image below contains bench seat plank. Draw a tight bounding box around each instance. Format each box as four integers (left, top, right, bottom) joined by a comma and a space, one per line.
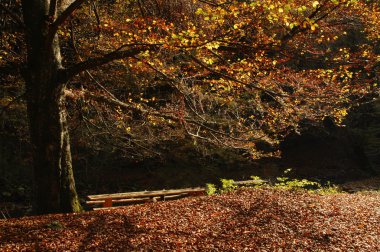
86, 193, 190, 205
86, 197, 152, 205
87, 187, 205, 201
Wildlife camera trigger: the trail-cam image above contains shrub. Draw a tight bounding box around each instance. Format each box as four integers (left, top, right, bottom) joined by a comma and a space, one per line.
205, 183, 217, 195
219, 179, 237, 193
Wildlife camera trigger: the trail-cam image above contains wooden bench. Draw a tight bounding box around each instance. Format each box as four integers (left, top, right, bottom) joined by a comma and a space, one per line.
86, 187, 206, 210
86, 180, 266, 210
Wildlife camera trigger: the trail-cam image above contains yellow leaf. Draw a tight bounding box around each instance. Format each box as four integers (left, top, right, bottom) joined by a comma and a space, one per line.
195, 8, 203, 15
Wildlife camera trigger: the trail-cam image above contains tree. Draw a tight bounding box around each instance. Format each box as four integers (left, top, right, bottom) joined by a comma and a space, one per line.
1, 0, 378, 213
20, 0, 83, 213
18, 0, 165, 213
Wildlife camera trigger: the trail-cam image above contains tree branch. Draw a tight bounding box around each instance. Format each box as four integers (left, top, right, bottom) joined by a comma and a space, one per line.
90, 0, 100, 23
281, 1, 331, 44
48, 0, 58, 19
90, 0, 101, 33
48, 0, 87, 41
133, 56, 217, 124
198, 0, 232, 7
188, 54, 285, 99
63, 45, 152, 82
86, 90, 260, 142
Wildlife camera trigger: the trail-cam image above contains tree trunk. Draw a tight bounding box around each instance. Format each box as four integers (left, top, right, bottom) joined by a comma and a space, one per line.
22, 0, 81, 214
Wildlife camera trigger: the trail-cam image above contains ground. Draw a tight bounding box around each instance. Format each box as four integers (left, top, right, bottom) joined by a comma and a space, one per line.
0, 188, 379, 251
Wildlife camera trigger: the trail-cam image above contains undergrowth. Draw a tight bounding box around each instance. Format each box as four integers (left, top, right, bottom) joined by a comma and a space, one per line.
206, 169, 341, 195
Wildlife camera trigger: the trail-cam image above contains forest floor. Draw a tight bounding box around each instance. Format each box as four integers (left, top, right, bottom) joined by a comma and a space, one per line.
0, 188, 379, 251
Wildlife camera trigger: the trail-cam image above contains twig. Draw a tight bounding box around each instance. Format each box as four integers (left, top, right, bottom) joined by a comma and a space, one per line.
0, 210, 7, 219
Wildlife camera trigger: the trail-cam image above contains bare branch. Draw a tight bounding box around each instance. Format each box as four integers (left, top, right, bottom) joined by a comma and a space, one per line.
137, 0, 146, 17
90, 0, 101, 38
90, 0, 100, 25
133, 56, 215, 124
85, 89, 259, 143
84, 91, 177, 121
184, 125, 209, 140
131, 56, 269, 141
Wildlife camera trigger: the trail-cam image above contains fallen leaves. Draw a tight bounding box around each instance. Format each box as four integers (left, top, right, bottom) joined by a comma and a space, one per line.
0, 188, 379, 251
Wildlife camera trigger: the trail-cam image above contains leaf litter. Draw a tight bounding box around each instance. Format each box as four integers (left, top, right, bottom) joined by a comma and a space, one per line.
0, 188, 379, 251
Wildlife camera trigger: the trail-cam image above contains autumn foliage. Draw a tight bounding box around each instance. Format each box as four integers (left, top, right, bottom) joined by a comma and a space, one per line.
0, 0, 378, 158
64, 0, 380, 157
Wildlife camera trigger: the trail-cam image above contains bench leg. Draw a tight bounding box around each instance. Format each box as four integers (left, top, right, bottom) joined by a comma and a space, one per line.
104, 198, 113, 208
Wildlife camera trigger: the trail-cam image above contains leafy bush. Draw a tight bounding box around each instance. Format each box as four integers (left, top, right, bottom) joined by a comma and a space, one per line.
205, 183, 217, 195
274, 177, 319, 190
205, 169, 341, 196
205, 179, 237, 195
219, 179, 237, 193
314, 182, 341, 194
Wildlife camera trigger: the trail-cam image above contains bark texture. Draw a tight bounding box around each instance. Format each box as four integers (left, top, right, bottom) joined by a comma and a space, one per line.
21, 0, 81, 213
